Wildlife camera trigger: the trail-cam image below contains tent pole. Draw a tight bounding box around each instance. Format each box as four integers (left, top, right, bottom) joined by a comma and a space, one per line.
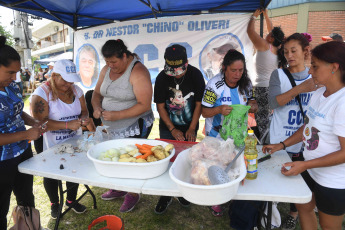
260, 0, 264, 37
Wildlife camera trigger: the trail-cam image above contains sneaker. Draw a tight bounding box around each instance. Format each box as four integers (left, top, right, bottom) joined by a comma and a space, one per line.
101, 189, 127, 200
65, 201, 87, 214
51, 203, 59, 219
119, 193, 140, 213
281, 215, 298, 230
210, 205, 224, 217
154, 196, 173, 214
176, 197, 190, 207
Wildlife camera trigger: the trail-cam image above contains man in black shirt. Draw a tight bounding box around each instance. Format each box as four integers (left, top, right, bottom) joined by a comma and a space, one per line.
153, 44, 205, 214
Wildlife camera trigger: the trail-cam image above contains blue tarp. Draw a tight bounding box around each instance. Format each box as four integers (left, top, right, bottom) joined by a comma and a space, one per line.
0, 0, 271, 29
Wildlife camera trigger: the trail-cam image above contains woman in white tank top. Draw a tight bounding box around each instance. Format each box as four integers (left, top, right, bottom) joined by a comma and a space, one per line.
31, 59, 90, 218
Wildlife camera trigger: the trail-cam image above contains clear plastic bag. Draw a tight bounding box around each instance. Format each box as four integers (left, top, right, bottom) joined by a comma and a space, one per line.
189, 137, 236, 185
77, 126, 109, 152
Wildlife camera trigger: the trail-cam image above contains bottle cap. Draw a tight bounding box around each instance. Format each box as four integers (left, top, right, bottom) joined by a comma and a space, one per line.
248, 130, 254, 135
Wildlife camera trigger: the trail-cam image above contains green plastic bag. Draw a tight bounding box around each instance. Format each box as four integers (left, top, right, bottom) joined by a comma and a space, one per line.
220, 104, 251, 147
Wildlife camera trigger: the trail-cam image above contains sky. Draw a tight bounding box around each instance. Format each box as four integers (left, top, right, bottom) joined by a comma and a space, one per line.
0, 6, 15, 31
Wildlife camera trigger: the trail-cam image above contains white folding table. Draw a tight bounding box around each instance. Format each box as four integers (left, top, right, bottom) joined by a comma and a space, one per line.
19, 139, 311, 230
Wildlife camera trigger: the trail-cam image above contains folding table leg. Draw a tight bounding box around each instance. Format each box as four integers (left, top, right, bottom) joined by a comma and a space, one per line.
266, 202, 272, 230
54, 181, 64, 230
84, 185, 97, 209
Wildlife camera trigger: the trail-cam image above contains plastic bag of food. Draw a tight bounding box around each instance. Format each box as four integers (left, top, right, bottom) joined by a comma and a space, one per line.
188, 137, 236, 185
219, 104, 251, 147
78, 126, 109, 152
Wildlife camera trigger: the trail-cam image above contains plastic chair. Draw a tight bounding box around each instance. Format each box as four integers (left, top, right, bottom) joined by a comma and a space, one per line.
88, 215, 124, 230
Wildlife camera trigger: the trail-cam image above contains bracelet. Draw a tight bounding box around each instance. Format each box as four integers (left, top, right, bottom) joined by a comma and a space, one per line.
170, 127, 176, 133
65, 122, 68, 129
250, 15, 256, 20
280, 141, 286, 150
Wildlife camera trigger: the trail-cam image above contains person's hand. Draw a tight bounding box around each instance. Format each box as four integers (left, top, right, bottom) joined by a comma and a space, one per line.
218, 105, 233, 116
185, 128, 196, 142
252, 8, 262, 18
248, 100, 258, 113
281, 161, 307, 176
171, 129, 185, 141
262, 143, 283, 155
81, 117, 91, 127
67, 119, 82, 131
102, 111, 120, 121
93, 107, 104, 119
298, 78, 323, 93
26, 126, 44, 141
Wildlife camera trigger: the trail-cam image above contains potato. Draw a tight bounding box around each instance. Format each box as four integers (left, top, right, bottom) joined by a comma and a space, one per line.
147, 155, 157, 162
127, 149, 139, 156
153, 149, 166, 160
164, 150, 170, 158
119, 153, 131, 159
136, 158, 147, 163
118, 158, 132, 162
164, 144, 174, 153
151, 145, 164, 152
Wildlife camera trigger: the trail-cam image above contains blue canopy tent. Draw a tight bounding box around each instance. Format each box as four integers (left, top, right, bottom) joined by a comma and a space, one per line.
0, 0, 271, 30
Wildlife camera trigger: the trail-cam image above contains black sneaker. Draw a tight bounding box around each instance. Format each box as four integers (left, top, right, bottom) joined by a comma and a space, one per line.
281, 215, 298, 230
65, 201, 87, 214
51, 203, 60, 219
176, 197, 190, 207
154, 196, 172, 214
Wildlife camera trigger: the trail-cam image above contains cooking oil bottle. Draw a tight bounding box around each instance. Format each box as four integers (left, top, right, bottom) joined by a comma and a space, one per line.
244, 130, 258, 179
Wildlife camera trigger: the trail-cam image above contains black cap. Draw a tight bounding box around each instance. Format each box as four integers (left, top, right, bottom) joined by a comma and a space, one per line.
164, 44, 188, 76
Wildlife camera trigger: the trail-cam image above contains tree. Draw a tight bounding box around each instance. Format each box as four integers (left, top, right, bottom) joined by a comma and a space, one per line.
0, 24, 14, 46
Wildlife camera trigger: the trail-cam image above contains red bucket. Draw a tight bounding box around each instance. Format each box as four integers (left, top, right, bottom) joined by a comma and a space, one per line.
88, 215, 124, 230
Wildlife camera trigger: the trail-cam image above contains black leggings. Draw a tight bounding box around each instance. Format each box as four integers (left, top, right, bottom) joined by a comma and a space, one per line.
34, 136, 79, 204
0, 146, 35, 229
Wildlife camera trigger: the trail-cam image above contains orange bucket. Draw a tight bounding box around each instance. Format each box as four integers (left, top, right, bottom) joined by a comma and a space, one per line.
88, 215, 124, 230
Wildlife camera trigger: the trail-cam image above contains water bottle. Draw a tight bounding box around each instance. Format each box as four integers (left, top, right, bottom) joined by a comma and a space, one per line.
244, 130, 258, 179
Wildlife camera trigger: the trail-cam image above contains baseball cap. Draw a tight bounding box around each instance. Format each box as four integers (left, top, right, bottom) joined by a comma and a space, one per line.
322, 33, 343, 42
164, 44, 188, 76
213, 43, 236, 55
53, 59, 81, 83
48, 62, 55, 66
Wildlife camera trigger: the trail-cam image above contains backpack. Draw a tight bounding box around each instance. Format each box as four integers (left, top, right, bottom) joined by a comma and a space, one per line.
9, 205, 41, 230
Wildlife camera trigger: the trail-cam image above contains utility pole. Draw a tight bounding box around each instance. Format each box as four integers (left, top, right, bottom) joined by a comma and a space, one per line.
13, 11, 34, 75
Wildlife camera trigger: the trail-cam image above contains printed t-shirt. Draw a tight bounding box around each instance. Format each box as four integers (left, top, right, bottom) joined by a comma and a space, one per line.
303, 87, 345, 189
201, 73, 252, 139
0, 82, 27, 161
32, 84, 83, 150
154, 64, 205, 131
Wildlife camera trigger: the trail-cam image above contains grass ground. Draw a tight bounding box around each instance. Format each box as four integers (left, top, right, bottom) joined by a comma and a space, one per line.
6, 96, 343, 229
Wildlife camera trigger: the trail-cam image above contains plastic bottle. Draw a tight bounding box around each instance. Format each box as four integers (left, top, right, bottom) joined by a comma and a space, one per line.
244, 130, 258, 179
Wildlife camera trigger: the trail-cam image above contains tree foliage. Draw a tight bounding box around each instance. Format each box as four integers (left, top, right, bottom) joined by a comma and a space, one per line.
0, 24, 14, 46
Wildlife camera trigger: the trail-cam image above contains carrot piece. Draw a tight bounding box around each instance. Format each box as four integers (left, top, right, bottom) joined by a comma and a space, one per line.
139, 151, 153, 159
142, 144, 155, 149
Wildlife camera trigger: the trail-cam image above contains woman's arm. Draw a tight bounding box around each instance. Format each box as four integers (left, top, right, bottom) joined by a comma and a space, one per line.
248, 100, 258, 113
102, 63, 152, 121
262, 125, 304, 154
31, 95, 81, 131
275, 78, 317, 107
263, 8, 273, 33
247, 9, 269, 52
282, 136, 345, 176
79, 94, 90, 127
91, 65, 107, 119
201, 105, 232, 118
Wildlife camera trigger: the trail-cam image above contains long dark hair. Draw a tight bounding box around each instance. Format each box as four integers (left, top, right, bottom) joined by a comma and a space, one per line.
0, 36, 20, 67
278, 33, 310, 68
101, 39, 138, 59
221, 49, 252, 95
312, 41, 345, 83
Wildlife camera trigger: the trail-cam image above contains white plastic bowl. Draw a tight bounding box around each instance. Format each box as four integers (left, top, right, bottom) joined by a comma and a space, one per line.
169, 148, 246, 205
87, 139, 175, 179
